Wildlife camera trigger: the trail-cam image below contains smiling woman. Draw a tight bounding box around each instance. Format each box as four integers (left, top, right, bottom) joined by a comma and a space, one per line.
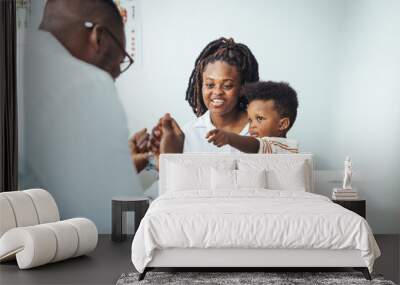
202, 61, 242, 121
182, 37, 260, 153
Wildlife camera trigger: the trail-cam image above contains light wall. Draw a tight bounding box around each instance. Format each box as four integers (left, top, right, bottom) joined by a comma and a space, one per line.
20, 0, 400, 233
328, 1, 400, 233
116, 0, 400, 233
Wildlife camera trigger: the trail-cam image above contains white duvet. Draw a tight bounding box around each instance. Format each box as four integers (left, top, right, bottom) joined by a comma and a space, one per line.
131, 190, 380, 273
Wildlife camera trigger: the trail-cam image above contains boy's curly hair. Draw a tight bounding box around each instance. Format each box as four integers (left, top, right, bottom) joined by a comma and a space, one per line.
243, 81, 299, 130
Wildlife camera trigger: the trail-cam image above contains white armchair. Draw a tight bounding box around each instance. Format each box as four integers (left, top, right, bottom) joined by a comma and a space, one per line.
0, 189, 97, 269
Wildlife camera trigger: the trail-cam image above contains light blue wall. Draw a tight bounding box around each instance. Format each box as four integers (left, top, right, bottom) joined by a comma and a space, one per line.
116, 0, 400, 233
21, 0, 400, 233
327, 0, 400, 232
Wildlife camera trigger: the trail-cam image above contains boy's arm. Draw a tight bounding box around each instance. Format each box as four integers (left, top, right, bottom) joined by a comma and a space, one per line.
227, 132, 260, 153
206, 129, 260, 153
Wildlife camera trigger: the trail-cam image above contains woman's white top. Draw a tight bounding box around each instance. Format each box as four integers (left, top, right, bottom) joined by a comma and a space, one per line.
182, 111, 249, 153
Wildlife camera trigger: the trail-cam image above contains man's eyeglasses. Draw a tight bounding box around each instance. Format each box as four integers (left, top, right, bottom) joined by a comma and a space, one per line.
84, 21, 134, 74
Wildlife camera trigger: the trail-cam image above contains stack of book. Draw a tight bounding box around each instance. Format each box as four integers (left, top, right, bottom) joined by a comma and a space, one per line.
332, 188, 358, 200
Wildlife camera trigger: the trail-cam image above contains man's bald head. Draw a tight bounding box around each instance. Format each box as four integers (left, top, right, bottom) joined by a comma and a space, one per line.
40, 0, 126, 79
40, 0, 123, 35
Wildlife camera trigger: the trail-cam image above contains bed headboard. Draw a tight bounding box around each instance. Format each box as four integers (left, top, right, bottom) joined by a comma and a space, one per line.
159, 153, 314, 195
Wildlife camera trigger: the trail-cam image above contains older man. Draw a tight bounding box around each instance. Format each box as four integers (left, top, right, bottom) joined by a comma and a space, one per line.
24, 0, 151, 232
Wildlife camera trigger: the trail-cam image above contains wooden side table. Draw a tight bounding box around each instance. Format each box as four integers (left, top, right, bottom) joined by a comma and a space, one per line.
112, 196, 150, 242
332, 199, 366, 219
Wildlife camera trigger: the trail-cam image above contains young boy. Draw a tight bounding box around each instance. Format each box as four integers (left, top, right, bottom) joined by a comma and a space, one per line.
206, 81, 299, 153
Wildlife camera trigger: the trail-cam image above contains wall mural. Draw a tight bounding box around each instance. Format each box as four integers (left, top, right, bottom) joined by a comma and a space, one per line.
16, 0, 31, 30
114, 0, 142, 68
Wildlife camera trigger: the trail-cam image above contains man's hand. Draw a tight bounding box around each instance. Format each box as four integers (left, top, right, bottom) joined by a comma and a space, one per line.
129, 128, 151, 173
160, 113, 185, 154
206, 129, 232, 147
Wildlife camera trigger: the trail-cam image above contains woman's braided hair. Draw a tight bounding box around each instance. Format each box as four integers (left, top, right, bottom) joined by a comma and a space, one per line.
185, 37, 259, 117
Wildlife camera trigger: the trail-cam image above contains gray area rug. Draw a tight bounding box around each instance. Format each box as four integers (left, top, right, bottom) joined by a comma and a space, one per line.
116, 272, 396, 285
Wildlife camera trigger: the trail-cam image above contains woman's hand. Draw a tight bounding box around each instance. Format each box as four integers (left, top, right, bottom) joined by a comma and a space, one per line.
159, 113, 185, 154
148, 118, 162, 155
129, 128, 151, 173
206, 129, 232, 147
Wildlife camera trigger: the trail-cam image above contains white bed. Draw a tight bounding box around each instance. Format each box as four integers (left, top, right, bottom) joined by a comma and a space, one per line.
131, 154, 380, 280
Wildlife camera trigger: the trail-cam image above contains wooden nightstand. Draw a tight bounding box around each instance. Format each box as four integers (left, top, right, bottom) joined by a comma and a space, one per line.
332, 199, 366, 218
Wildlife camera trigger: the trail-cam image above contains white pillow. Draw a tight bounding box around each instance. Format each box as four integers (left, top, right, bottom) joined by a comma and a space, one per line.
211, 168, 267, 190
167, 160, 235, 192
236, 169, 267, 189
167, 163, 209, 191
237, 158, 310, 191
266, 161, 307, 191
211, 168, 236, 190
